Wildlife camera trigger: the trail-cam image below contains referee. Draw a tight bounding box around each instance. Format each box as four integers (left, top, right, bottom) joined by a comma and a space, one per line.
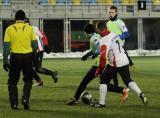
3, 10, 37, 110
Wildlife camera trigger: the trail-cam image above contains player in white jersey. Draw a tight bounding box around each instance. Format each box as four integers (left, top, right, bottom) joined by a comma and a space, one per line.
25, 18, 58, 86
67, 24, 128, 105
93, 21, 148, 108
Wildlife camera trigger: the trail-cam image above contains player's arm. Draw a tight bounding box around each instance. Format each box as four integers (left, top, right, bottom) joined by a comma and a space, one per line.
81, 50, 93, 61
42, 32, 51, 54
92, 41, 100, 59
118, 20, 129, 40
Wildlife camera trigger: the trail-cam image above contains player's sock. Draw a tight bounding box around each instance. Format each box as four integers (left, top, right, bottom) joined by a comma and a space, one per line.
128, 82, 141, 96
99, 84, 107, 105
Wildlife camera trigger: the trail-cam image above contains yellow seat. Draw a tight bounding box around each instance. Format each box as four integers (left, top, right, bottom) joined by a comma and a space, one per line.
97, 0, 113, 5
121, 0, 130, 5
129, 0, 136, 5
153, 0, 160, 5
97, 0, 103, 4
73, 0, 80, 5
105, 0, 113, 5
48, 0, 56, 5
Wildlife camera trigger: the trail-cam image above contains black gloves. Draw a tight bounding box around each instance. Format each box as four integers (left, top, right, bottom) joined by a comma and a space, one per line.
81, 55, 88, 61
81, 51, 93, 61
3, 63, 9, 72
44, 46, 51, 54
92, 53, 99, 59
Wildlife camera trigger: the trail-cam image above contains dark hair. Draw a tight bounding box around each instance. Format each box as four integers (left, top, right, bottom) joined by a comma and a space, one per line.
96, 21, 107, 31
24, 17, 30, 24
84, 24, 95, 34
110, 6, 118, 12
15, 10, 26, 20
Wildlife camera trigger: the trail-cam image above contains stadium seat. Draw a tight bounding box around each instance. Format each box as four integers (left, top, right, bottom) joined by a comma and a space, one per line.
90, 0, 97, 4
56, 0, 65, 5
48, 0, 56, 5
2, 0, 11, 5
73, 0, 80, 5
113, 0, 121, 5
83, 0, 97, 5
39, 0, 48, 5
153, 0, 160, 5
130, 0, 136, 5
121, 0, 130, 5
67, 0, 72, 5
103, 0, 113, 5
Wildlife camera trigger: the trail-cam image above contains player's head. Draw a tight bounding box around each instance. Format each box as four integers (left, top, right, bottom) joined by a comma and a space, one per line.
24, 17, 30, 25
109, 6, 118, 21
15, 10, 26, 21
84, 24, 95, 35
96, 21, 110, 37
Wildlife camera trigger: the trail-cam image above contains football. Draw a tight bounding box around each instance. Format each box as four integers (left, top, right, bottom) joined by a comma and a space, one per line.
81, 91, 92, 104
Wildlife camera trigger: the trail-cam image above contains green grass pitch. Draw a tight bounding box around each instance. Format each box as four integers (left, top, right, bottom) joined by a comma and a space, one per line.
0, 57, 160, 118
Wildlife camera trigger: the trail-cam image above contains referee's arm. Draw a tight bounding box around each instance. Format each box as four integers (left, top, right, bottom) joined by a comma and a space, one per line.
3, 28, 11, 64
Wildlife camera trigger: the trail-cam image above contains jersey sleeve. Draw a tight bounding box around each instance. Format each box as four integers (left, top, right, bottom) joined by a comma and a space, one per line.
99, 37, 111, 68
4, 28, 11, 42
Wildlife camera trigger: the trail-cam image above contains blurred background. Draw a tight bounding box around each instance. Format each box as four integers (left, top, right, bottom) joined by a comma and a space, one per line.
0, 0, 160, 54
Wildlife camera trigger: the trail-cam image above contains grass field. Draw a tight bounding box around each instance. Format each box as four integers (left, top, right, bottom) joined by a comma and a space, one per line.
0, 57, 160, 118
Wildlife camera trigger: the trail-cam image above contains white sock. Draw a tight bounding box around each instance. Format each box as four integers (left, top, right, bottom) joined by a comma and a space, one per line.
128, 82, 142, 96
99, 84, 107, 105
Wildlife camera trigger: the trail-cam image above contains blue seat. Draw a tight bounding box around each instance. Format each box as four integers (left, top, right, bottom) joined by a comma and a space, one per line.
56, 0, 65, 5
81, 0, 97, 5
67, 0, 72, 5
39, 0, 48, 5
90, 0, 97, 4
146, 0, 151, 4
2, 0, 11, 5
113, 0, 121, 5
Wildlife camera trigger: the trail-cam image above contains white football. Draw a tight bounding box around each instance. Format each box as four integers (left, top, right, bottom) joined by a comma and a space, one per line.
81, 91, 92, 104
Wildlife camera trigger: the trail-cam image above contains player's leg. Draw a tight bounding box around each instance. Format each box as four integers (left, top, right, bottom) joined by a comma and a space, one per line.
32, 69, 43, 86
8, 54, 21, 109
35, 51, 58, 83
21, 53, 33, 110
66, 66, 97, 105
94, 65, 128, 108
118, 65, 148, 105
112, 73, 119, 85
